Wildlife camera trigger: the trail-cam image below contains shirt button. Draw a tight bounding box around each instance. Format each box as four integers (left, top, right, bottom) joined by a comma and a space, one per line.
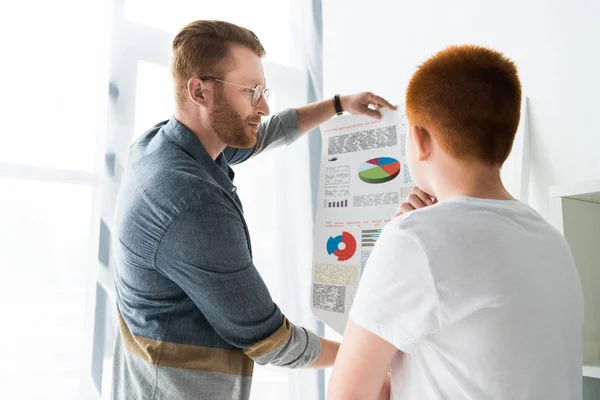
231, 186, 237, 193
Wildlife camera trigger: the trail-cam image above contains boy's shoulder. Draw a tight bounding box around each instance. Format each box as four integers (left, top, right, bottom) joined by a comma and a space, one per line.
388, 196, 551, 247
394, 196, 535, 223
384, 196, 571, 285
390, 196, 483, 229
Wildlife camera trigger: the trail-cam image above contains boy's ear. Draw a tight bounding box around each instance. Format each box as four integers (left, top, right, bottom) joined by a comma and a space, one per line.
411, 125, 433, 162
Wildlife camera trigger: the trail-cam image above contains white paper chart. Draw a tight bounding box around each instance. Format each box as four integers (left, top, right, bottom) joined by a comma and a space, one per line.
311, 108, 414, 334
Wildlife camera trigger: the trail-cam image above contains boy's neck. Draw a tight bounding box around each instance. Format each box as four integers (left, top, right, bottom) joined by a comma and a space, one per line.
430, 161, 515, 202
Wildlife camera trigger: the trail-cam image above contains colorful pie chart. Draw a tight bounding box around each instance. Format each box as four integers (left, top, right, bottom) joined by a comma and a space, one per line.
326, 232, 357, 262
358, 157, 401, 184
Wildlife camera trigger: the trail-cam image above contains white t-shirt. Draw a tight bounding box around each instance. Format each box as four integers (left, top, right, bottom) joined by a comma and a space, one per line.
349, 197, 583, 400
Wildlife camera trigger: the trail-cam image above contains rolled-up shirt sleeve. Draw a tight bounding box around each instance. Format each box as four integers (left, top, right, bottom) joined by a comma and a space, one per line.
224, 108, 301, 165
154, 201, 320, 367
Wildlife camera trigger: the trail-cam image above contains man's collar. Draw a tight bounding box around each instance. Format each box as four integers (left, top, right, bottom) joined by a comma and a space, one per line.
163, 116, 236, 191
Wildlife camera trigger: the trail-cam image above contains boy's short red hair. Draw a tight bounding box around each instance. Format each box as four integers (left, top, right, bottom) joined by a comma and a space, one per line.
406, 45, 522, 165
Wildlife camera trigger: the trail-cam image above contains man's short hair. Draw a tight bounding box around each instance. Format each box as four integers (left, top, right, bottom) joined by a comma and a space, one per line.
172, 20, 265, 108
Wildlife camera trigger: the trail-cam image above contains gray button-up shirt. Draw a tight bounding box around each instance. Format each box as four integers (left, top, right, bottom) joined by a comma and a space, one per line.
111, 109, 321, 400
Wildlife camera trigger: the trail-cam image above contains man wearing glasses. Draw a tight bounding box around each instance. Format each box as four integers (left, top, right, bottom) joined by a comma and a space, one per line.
111, 20, 395, 400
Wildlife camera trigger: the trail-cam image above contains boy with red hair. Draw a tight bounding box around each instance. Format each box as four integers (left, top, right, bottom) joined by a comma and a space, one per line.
328, 45, 583, 400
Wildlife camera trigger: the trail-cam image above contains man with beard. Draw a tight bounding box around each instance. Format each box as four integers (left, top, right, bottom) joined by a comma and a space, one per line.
111, 20, 396, 400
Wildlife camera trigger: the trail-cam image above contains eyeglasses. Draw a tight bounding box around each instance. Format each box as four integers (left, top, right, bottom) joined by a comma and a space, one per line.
200, 76, 269, 107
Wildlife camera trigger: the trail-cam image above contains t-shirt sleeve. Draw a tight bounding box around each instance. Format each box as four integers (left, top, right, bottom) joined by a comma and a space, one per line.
349, 221, 441, 353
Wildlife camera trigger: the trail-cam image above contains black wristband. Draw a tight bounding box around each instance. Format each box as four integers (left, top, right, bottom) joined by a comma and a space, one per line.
333, 94, 343, 116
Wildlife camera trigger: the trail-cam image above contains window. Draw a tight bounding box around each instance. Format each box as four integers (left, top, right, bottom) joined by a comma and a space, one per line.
0, 1, 110, 398
0, 179, 93, 399
124, 0, 293, 66
133, 61, 176, 142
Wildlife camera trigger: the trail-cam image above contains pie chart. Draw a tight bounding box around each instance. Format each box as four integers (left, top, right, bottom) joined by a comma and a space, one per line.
327, 232, 357, 261
358, 157, 401, 184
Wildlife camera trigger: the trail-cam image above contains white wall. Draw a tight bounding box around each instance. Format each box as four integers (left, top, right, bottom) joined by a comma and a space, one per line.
323, 0, 600, 217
